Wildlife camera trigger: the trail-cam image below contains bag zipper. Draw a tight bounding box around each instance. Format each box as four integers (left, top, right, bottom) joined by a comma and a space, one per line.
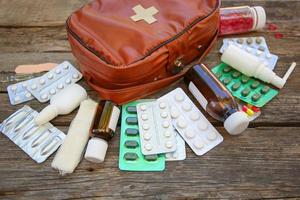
66, 4, 219, 66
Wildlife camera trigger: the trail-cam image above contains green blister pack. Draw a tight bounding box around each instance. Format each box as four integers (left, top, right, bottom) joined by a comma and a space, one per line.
119, 100, 165, 171
212, 63, 279, 107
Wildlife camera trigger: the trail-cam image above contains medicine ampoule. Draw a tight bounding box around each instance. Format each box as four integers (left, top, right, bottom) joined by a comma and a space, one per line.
184, 64, 249, 135
219, 6, 266, 36
84, 101, 120, 163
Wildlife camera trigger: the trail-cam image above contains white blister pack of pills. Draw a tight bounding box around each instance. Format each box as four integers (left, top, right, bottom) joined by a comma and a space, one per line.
220, 38, 278, 70
220, 37, 270, 54
27, 61, 82, 102
137, 101, 177, 155
158, 88, 223, 156
7, 79, 36, 105
0, 106, 65, 163
165, 131, 186, 161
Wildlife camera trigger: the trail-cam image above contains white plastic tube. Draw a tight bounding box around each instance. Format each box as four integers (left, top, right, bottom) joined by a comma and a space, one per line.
221, 45, 296, 89
35, 84, 87, 125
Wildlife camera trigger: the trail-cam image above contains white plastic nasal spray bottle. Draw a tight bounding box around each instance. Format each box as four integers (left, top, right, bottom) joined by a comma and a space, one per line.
221, 45, 296, 89
35, 84, 88, 125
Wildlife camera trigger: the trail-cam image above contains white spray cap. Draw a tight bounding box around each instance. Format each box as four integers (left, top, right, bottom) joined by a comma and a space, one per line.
224, 111, 250, 135
35, 84, 87, 125
84, 137, 108, 163
252, 6, 266, 30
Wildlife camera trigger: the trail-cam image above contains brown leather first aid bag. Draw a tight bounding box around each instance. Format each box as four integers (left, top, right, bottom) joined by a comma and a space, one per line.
67, 0, 220, 104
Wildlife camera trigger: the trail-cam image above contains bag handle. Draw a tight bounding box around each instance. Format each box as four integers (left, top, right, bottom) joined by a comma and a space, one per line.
89, 31, 219, 105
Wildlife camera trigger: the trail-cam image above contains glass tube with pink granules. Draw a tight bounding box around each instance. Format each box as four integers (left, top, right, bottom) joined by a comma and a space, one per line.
219, 6, 266, 36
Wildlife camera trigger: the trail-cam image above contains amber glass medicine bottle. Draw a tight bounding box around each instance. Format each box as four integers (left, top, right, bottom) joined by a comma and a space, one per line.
84, 101, 120, 163
184, 64, 249, 135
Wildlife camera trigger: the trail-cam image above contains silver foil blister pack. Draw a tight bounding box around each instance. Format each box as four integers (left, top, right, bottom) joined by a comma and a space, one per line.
7, 79, 36, 105
0, 106, 65, 163
27, 61, 82, 102
7, 61, 82, 105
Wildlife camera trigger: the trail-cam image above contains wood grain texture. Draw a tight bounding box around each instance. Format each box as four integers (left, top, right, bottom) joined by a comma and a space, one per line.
0, 127, 299, 199
0, 0, 299, 199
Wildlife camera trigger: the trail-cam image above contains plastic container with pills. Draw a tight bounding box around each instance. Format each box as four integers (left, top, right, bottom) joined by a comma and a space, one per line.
184, 64, 250, 135
84, 101, 120, 163
219, 6, 266, 36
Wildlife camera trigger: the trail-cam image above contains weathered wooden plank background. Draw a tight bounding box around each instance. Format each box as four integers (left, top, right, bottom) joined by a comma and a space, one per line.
0, 0, 299, 199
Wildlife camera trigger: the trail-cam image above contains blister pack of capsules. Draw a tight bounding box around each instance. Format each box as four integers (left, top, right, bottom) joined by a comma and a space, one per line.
27, 61, 82, 102
212, 63, 279, 107
158, 88, 223, 156
119, 100, 165, 171
0, 106, 65, 163
7, 79, 36, 105
220, 37, 278, 70
136, 101, 177, 155
165, 130, 186, 161
238, 101, 261, 121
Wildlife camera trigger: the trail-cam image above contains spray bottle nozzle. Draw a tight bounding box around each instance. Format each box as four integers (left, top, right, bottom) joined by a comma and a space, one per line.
273, 62, 296, 89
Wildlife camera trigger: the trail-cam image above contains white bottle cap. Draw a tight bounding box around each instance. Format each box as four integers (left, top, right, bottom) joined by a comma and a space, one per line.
252, 6, 266, 30
84, 137, 108, 163
34, 104, 58, 125
224, 111, 249, 135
